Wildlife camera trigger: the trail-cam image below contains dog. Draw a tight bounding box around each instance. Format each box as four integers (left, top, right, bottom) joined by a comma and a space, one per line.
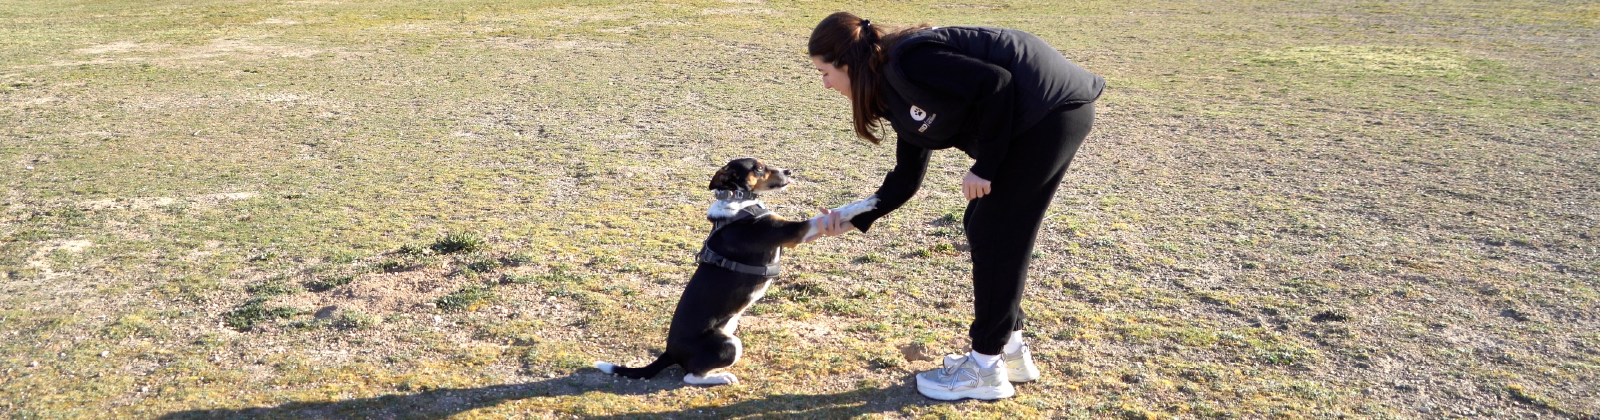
594, 157, 878, 385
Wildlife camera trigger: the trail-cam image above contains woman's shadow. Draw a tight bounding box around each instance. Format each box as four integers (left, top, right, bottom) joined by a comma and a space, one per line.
156, 369, 929, 419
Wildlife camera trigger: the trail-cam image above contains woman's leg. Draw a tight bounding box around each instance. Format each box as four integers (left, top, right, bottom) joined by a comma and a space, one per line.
964, 102, 1094, 355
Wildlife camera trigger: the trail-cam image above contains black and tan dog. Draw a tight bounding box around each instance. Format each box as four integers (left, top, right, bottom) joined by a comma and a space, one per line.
595, 157, 877, 385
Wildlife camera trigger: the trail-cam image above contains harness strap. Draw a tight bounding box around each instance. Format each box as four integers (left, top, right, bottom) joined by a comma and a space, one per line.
697, 247, 781, 277
698, 205, 781, 277
741, 205, 770, 220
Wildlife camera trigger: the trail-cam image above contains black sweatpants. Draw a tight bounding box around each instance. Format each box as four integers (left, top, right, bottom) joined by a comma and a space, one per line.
964, 102, 1094, 355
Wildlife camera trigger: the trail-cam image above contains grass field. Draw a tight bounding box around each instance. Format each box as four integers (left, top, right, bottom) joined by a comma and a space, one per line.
2, 0, 1597, 418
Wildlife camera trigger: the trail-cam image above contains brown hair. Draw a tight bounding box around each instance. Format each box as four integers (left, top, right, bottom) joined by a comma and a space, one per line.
808, 12, 931, 144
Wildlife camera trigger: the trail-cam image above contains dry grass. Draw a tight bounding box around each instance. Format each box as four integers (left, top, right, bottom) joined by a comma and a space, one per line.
2, 0, 1597, 418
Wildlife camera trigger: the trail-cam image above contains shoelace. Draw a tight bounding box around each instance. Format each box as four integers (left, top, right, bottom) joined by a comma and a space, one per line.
939, 358, 976, 378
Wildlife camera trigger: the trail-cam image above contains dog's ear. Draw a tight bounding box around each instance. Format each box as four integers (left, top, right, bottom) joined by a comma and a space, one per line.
708, 167, 741, 191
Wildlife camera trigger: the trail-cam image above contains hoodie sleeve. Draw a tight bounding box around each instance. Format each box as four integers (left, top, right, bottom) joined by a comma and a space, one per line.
899, 44, 1015, 181
848, 139, 932, 233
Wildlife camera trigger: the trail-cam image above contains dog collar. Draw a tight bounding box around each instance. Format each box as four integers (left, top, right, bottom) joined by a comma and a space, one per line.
712, 189, 759, 201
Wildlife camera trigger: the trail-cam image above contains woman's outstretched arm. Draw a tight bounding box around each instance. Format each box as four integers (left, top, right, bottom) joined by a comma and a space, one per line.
846, 139, 932, 233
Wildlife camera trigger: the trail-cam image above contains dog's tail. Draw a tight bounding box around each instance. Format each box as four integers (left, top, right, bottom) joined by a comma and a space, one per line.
595, 353, 674, 379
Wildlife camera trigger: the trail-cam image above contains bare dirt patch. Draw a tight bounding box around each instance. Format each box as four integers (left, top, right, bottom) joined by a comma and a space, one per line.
276, 270, 449, 315
177, 38, 325, 60
1247, 45, 1473, 76
697, 7, 775, 16
51, 38, 331, 68
252, 18, 301, 25
23, 238, 92, 277
73, 41, 167, 55
485, 38, 624, 51
82, 197, 177, 211
82, 192, 256, 211
192, 192, 261, 202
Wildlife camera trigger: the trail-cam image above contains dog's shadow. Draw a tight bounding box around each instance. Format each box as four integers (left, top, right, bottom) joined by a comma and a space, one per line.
155, 368, 929, 419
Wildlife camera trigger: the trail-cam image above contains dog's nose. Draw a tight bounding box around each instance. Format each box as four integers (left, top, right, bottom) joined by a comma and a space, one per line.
782, 169, 795, 176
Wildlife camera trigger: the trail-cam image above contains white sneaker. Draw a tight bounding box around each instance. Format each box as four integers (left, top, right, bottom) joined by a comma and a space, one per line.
943, 344, 1040, 383
918, 354, 1015, 400
1004, 344, 1041, 382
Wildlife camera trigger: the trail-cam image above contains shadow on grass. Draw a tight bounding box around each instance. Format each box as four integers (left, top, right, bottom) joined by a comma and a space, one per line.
155, 370, 927, 419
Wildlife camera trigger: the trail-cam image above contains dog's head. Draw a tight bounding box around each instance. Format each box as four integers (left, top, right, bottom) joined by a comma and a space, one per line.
708, 157, 793, 195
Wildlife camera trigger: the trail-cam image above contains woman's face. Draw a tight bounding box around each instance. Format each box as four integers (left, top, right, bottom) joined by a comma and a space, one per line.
810, 56, 851, 99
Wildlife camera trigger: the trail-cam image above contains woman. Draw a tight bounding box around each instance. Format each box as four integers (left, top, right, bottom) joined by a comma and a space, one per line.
807, 12, 1103, 400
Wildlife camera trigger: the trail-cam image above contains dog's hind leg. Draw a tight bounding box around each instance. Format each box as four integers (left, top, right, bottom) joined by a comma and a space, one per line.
682, 334, 741, 386
683, 371, 739, 385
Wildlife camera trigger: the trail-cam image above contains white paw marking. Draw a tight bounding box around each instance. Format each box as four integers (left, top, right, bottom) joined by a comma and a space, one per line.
594, 362, 616, 374
684, 372, 739, 385
804, 196, 880, 241
831, 195, 880, 220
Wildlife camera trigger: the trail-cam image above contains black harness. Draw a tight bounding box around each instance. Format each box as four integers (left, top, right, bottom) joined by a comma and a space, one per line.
697, 200, 781, 277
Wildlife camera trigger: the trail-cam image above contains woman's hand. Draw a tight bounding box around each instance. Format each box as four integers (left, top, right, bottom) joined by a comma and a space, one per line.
962, 171, 991, 200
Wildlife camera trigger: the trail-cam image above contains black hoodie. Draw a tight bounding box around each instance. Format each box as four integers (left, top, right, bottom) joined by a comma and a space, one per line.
851, 26, 1104, 232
